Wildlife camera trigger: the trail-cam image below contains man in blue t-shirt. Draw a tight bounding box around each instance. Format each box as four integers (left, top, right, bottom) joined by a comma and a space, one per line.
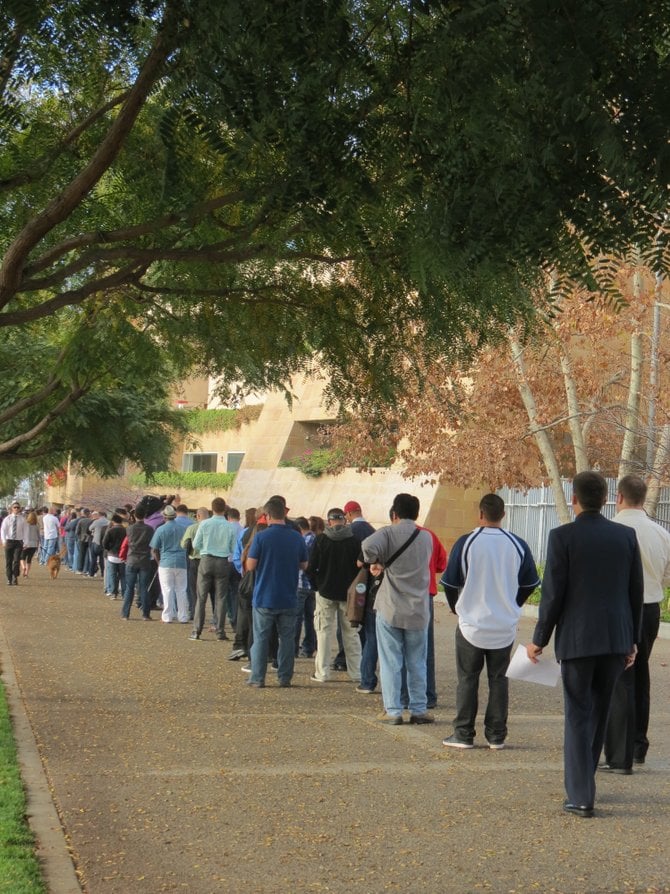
441, 493, 539, 750
246, 497, 308, 687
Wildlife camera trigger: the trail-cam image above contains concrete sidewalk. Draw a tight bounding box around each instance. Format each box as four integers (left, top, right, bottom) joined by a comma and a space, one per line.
1, 568, 669, 894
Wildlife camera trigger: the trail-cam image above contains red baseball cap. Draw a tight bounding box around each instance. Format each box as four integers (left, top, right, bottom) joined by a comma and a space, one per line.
343, 501, 361, 513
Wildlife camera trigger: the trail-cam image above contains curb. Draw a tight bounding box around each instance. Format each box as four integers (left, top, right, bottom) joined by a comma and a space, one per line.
0, 622, 82, 894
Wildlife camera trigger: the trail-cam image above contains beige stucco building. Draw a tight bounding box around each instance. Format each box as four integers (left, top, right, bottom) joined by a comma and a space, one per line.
47, 375, 483, 550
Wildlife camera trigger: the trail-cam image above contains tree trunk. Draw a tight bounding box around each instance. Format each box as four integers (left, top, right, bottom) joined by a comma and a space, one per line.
560, 349, 589, 473
644, 423, 670, 517
618, 268, 644, 479
508, 334, 571, 523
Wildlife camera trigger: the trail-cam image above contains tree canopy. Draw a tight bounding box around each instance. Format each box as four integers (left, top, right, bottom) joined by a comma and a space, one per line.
2, 0, 670, 485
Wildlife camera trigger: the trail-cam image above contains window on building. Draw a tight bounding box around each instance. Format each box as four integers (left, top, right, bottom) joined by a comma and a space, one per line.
182, 453, 218, 472
226, 452, 245, 473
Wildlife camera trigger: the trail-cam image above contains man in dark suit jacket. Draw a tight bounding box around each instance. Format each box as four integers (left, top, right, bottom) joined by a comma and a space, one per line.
527, 471, 643, 818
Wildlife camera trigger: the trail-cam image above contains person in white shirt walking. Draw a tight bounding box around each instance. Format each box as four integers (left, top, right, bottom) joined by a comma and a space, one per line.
40, 506, 61, 565
1, 501, 27, 585
602, 474, 670, 771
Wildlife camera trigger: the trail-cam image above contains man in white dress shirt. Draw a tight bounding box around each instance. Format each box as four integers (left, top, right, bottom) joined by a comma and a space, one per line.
601, 474, 670, 772
1, 501, 27, 585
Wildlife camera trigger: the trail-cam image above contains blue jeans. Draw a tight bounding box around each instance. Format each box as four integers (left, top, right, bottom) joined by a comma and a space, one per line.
88, 543, 104, 577
41, 537, 58, 564
250, 607, 297, 685
360, 606, 378, 691
294, 588, 316, 655
376, 614, 428, 717
122, 566, 152, 618
66, 535, 76, 568
107, 562, 126, 597
401, 598, 436, 706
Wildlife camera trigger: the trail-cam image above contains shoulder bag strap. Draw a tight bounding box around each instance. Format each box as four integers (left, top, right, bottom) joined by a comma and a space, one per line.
384, 526, 422, 569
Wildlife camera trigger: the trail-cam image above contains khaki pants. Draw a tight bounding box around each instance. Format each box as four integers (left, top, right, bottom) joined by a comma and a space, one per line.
313, 594, 361, 682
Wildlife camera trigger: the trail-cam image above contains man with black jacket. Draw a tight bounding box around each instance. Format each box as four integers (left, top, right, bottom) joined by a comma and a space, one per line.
308, 508, 362, 684
527, 471, 643, 818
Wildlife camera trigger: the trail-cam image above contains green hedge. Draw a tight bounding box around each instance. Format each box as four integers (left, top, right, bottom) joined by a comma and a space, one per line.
129, 471, 236, 491
181, 406, 262, 435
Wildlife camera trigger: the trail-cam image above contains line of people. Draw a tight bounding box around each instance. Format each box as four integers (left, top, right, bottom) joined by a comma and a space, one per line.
2, 472, 665, 819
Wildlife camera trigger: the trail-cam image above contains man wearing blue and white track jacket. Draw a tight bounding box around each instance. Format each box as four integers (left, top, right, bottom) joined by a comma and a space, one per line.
441, 493, 539, 750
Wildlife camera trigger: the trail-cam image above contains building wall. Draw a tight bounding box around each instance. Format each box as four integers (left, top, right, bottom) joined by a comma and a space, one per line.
47, 374, 485, 550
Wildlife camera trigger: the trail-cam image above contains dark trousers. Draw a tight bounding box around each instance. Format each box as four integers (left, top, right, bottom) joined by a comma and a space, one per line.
193, 556, 230, 638
5, 541, 22, 582
88, 543, 104, 577
233, 583, 253, 653
294, 588, 316, 655
605, 602, 661, 766
227, 568, 240, 629
360, 605, 379, 690
453, 626, 512, 744
561, 654, 625, 808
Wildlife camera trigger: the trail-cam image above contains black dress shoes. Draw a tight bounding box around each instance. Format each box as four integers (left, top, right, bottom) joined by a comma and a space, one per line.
563, 800, 594, 818
598, 763, 633, 775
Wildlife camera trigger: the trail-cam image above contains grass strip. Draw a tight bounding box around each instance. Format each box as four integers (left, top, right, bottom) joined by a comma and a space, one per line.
0, 678, 46, 893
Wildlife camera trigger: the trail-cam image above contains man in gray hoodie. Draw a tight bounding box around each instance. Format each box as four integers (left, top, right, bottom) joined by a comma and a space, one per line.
308, 508, 362, 684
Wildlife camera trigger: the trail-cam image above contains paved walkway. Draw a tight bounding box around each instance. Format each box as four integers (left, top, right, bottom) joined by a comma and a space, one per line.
1, 567, 670, 894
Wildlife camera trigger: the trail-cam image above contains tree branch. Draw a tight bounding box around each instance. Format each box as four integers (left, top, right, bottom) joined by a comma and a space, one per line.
0, 17, 25, 98
0, 2, 181, 308
0, 377, 61, 426
0, 90, 131, 191
0, 386, 87, 455
0, 263, 147, 326
23, 190, 249, 275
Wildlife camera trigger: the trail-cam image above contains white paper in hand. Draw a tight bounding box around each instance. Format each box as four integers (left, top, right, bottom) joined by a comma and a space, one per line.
506, 644, 561, 687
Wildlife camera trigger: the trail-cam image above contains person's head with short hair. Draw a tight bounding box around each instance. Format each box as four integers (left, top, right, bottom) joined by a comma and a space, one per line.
479, 493, 505, 525
211, 497, 226, 515
617, 474, 647, 509
134, 505, 146, 520
226, 507, 240, 522
82, 508, 91, 517
572, 470, 608, 512
98, 510, 107, 519
176, 504, 189, 515
296, 516, 310, 533
268, 495, 288, 517
264, 497, 287, 521
196, 507, 209, 521
308, 515, 325, 534
327, 508, 346, 526
10, 501, 20, 513
390, 493, 420, 521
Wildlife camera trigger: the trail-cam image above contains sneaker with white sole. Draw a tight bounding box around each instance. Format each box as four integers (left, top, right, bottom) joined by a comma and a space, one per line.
442, 735, 474, 749
487, 741, 505, 750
